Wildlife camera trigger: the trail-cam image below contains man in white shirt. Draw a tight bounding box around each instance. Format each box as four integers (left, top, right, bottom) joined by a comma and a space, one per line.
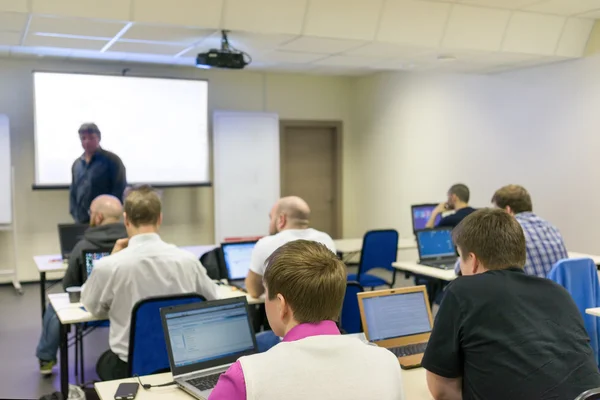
245, 196, 336, 299
81, 185, 218, 381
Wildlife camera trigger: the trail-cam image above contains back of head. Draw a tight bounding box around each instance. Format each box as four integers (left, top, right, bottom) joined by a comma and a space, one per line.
264, 240, 346, 323
449, 183, 470, 203
453, 208, 526, 271
492, 185, 533, 214
276, 196, 311, 230
124, 185, 161, 227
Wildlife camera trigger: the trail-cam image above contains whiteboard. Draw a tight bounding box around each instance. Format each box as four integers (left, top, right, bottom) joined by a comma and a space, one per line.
213, 111, 280, 243
0, 115, 11, 224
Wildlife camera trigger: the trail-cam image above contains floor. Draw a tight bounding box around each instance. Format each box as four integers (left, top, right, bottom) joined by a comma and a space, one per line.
0, 282, 107, 400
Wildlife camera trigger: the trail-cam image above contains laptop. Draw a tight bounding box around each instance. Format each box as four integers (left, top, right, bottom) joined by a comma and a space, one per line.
411, 204, 442, 232
358, 286, 433, 370
82, 249, 112, 280
220, 240, 257, 291
57, 224, 88, 262
415, 228, 457, 270
161, 297, 258, 399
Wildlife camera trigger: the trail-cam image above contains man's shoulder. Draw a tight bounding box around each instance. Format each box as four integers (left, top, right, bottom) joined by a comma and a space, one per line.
97, 148, 123, 164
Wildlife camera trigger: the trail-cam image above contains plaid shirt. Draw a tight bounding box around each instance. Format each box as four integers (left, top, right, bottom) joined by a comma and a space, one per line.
516, 212, 568, 278
453, 212, 568, 278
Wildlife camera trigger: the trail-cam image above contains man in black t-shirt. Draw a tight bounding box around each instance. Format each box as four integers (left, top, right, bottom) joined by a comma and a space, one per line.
425, 183, 476, 229
422, 208, 600, 400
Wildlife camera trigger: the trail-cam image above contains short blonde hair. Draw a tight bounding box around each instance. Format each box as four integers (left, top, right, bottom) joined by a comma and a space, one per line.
264, 240, 346, 323
124, 185, 161, 227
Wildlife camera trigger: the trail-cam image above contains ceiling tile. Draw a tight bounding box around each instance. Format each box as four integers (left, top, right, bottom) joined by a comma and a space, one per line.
524, 0, 600, 16
313, 54, 390, 67
0, 0, 28, 13
442, 5, 510, 51
32, 0, 131, 20
378, 0, 452, 47
257, 50, 326, 64
132, 0, 223, 28
279, 36, 366, 54
108, 40, 188, 55
556, 17, 594, 57
457, 0, 544, 9
29, 15, 127, 38
502, 12, 566, 55
224, 0, 307, 35
578, 9, 600, 18
344, 42, 431, 57
24, 34, 108, 50
0, 31, 20, 45
303, 0, 383, 41
0, 11, 27, 31
122, 24, 214, 45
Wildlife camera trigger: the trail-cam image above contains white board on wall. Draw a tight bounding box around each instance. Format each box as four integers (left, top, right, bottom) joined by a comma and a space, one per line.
213, 111, 280, 243
0, 116, 11, 224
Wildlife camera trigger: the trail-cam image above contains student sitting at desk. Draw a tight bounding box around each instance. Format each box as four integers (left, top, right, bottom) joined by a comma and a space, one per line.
81, 185, 219, 381
35, 195, 126, 375
423, 209, 600, 400
425, 183, 476, 229
211, 240, 404, 400
492, 184, 568, 277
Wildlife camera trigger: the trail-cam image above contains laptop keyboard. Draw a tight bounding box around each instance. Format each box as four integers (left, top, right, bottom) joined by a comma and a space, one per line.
389, 342, 428, 358
186, 373, 223, 391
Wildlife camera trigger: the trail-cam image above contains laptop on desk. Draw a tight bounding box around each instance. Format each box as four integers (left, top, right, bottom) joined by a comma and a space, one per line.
415, 228, 457, 270
358, 286, 434, 370
82, 249, 112, 280
161, 297, 258, 400
411, 204, 441, 232
58, 224, 88, 263
220, 240, 257, 291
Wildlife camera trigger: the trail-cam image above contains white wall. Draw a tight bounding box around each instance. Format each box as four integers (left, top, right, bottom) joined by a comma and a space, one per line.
0, 57, 358, 282
351, 55, 600, 254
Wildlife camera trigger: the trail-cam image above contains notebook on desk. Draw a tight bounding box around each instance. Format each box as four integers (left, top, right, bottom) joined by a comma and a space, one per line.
82, 249, 112, 279
358, 286, 434, 370
220, 240, 257, 291
57, 223, 88, 262
161, 297, 258, 400
415, 228, 457, 270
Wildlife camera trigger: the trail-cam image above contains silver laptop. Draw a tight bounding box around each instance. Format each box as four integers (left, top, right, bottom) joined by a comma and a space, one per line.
415, 228, 457, 270
160, 297, 258, 399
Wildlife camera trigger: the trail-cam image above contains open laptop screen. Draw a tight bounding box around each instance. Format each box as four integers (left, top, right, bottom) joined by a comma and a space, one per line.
83, 250, 111, 279
58, 224, 88, 259
411, 204, 442, 231
222, 242, 256, 280
417, 229, 456, 259
164, 301, 255, 368
363, 292, 432, 341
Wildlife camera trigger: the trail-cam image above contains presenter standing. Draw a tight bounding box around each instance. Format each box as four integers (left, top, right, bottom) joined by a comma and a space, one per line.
70, 123, 126, 224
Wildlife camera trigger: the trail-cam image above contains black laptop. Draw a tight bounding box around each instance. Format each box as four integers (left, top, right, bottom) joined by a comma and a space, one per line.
57, 224, 88, 261
415, 228, 457, 270
219, 240, 257, 291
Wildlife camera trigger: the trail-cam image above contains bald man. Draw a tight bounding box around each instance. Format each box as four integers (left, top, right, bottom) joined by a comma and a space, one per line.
245, 196, 336, 299
36, 195, 127, 375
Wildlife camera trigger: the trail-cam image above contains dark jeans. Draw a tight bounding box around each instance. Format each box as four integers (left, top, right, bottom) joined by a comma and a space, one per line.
97, 350, 129, 381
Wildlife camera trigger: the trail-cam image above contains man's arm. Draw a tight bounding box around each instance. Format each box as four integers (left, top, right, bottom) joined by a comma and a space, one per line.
110, 157, 127, 201
245, 270, 264, 298
80, 261, 114, 318
208, 361, 246, 400
426, 203, 448, 228
69, 163, 77, 220
426, 371, 462, 400
195, 260, 219, 300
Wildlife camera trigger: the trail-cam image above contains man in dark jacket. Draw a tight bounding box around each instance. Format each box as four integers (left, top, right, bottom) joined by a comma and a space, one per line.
36, 195, 126, 375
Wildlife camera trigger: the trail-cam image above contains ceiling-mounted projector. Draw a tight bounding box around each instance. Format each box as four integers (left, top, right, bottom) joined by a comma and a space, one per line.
196, 30, 250, 69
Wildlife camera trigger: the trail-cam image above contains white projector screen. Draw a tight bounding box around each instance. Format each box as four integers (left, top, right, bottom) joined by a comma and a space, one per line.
33, 72, 209, 187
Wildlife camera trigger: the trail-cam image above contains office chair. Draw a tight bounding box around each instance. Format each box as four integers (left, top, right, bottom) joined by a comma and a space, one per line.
340, 281, 364, 334
127, 293, 205, 377
347, 230, 399, 289
574, 388, 600, 400
548, 257, 600, 367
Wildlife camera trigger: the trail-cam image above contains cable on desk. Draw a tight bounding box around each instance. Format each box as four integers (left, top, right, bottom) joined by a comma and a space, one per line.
135, 375, 176, 390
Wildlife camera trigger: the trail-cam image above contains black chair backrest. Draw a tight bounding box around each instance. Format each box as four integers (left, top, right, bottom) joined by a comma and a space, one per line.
200, 247, 227, 280
340, 281, 364, 334
574, 388, 600, 400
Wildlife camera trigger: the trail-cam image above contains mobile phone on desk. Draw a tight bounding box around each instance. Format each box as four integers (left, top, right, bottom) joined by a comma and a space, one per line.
114, 382, 139, 400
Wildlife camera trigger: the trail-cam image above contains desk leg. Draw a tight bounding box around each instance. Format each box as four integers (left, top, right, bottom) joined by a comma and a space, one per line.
40, 272, 46, 319
59, 322, 69, 398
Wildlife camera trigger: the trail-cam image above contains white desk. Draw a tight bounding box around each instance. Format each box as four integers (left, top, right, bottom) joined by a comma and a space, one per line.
95, 368, 432, 400
586, 308, 600, 317
35, 245, 218, 319
334, 238, 417, 254
392, 261, 457, 282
